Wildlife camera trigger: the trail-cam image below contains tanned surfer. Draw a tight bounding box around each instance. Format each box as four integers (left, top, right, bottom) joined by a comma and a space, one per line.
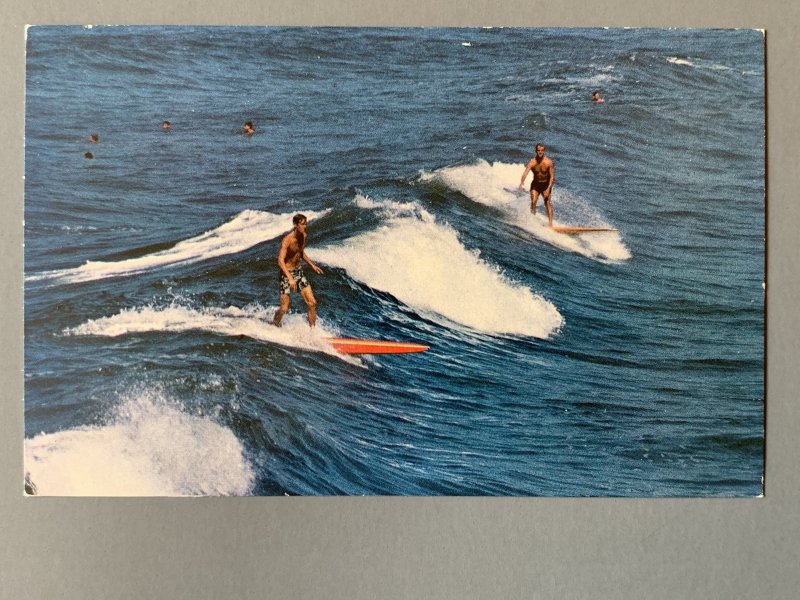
518, 143, 555, 226
272, 214, 324, 327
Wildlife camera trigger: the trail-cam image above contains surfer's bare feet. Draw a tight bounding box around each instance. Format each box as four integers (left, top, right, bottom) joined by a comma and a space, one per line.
272, 320, 281, 328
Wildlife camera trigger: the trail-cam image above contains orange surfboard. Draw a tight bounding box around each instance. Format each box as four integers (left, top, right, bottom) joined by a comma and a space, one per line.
548, 225, 618, 234
326, 338, 429, 355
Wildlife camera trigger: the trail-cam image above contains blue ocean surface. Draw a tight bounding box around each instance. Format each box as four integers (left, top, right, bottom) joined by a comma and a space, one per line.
23, 27, 765, 496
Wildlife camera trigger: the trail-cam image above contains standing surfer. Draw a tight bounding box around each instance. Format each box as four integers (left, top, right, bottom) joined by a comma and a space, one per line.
518, 143, 555, 226
272, 214, 324, 327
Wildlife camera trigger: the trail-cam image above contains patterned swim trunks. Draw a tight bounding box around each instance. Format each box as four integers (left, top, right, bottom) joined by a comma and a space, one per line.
279, 267, 310, 295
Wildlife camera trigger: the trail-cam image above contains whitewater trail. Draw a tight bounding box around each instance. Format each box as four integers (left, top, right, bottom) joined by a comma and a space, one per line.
65, 302, 364, 366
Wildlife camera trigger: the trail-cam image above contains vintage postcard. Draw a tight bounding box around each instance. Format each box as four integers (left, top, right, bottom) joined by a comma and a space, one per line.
23, 26, 765, 496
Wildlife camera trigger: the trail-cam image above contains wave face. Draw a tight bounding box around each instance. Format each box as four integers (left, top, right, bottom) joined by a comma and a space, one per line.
314, 196, 563, 338
24, 27, 764, 496
26, 209, 328, 284
426, 160, 631, 262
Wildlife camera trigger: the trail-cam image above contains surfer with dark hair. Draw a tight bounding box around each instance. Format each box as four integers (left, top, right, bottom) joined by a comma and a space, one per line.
518, 143, 555, 226
272, 214, 324, 327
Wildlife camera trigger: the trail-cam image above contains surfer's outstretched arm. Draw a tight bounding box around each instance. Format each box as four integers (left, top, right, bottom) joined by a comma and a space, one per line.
518, 160, 534, 189
302, 251, 323, 275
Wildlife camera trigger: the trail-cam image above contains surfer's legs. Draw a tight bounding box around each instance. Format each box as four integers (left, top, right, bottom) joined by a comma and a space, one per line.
272, 293, 291, 327
543, 191, 553, 226
529, 189, 539, 215
300, 286, 318, 327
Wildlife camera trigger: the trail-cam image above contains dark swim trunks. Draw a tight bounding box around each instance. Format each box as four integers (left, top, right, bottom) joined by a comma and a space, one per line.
530, 179, 550, 193
279, 267, 310, 295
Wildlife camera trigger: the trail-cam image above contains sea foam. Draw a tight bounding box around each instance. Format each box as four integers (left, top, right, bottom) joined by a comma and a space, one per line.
26, 208, 328, 285
313, 196, 563, 339
427, 159, 631, 262
24, 388, 255, 496
64, 302, 360, 363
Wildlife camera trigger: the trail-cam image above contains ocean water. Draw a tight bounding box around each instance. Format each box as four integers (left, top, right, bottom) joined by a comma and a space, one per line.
23, 27, 765, 496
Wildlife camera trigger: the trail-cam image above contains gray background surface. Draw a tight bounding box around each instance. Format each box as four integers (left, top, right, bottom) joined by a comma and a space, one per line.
2, 1, 797, 598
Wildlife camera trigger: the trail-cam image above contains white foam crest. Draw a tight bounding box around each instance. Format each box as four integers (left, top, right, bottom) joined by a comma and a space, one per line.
667, 57, 696, 67
667, 56, 732, 71
503, 69, 618, 100
24, 389, 255, 496
316, 199, 563, 339
26, 209, 329, 285
64, 302, 360, 363
354, 193, 436, 222
433, 160, 631, 262
573, 72, 617, 86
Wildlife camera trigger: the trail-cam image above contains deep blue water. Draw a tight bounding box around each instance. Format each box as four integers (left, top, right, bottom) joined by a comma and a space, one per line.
24, 26, 764, 496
